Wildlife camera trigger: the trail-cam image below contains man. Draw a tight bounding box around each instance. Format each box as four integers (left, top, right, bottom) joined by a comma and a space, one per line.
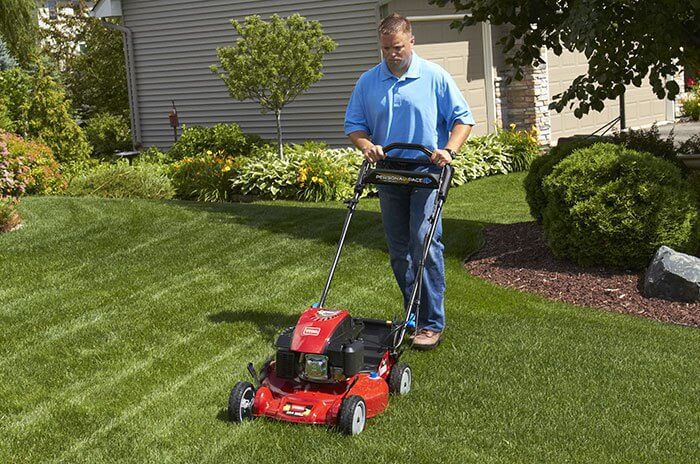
344, 13, 475, 350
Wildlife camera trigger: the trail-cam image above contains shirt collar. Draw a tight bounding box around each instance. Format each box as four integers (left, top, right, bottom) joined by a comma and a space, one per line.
381, 52, 421, 81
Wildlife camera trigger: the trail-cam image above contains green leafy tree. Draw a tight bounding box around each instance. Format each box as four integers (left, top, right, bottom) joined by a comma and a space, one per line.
40, 0, 128, 120
211, 14, 337, 158
0, 0, 38, 67
0, 66, 91, 162
431, 0, 699, 117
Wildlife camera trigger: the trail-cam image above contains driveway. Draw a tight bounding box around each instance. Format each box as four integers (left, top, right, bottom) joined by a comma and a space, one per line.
656, 120, 699, 143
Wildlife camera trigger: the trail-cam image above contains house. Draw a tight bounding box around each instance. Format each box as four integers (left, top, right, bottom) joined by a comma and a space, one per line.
91, 0, 677, 150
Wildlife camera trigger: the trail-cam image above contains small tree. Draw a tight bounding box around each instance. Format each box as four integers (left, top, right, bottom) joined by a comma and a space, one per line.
211, 14, 337, 158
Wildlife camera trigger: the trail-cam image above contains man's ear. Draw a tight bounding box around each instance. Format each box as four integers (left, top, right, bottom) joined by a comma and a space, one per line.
410, 34, 415, 44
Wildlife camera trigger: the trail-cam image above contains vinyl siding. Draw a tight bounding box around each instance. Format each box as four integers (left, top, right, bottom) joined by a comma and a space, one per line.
122, 0, 380, 149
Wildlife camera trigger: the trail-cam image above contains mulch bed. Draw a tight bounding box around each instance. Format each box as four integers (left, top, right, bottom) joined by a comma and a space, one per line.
464, 222, 699, 328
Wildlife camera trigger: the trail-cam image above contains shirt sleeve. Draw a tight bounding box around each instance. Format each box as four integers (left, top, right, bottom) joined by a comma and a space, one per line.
344, 79, 371, 136
439, 73, 476, 129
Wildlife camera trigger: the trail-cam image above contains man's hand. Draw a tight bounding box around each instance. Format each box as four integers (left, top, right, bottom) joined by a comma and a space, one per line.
431, 149, 453, 168
362, 144, 386, 163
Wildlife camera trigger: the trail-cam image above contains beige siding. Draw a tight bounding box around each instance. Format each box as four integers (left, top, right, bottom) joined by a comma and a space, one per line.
388, 0, 488, 135
547, 49, 668, 141
122, 0, 379, 149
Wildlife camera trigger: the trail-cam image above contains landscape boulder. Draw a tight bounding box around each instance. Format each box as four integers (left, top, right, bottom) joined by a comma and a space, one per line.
642, 246, 700, 302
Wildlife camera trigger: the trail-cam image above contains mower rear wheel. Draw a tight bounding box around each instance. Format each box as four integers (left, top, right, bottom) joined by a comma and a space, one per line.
228, 381, 256, 423
388, 362, 412, 395
338, 395, 366, 435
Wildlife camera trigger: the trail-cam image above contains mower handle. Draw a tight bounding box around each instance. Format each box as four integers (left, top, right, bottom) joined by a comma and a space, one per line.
381, 143, 434, 165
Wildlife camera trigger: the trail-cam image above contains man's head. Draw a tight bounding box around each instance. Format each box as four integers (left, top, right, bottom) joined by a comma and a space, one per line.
379, 13, 414, 76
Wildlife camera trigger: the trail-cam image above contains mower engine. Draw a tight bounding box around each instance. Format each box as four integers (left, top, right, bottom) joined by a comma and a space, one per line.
275, 307, 365, 383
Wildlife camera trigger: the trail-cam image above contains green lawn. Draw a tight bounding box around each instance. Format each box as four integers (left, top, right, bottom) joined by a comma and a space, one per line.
1, 172, 698, 463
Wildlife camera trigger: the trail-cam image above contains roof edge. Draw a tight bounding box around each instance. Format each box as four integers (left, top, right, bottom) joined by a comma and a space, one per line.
90, 0, 122, 18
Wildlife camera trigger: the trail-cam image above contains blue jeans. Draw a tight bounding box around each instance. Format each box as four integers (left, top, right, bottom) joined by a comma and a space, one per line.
378, 183, 445, 332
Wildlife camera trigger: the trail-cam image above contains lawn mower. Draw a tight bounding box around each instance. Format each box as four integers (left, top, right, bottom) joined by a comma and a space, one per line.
227, 143, 453, 435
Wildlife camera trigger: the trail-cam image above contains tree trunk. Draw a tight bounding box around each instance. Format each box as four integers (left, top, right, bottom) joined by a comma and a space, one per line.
275, 109, 283, 159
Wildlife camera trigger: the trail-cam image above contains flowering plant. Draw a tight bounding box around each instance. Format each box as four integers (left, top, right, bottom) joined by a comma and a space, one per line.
0, 132, 24, 231
170, 150, 244, 201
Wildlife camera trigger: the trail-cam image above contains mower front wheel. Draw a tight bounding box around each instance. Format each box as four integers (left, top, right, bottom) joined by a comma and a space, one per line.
338, 395, 366, 435
228, 381, 256, 423
388, 362, 412, 395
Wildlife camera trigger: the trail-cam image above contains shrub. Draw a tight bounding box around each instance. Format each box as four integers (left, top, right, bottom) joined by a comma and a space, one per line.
452, 127, 540, 187
168, 123, 267, 160
296, 153, 353, 202
65, 162, 174, 200
231, 149, 356, 202
0, 133, 27, 197
170, 151, 245, 201
679, 134, 700, 156
496, 125, 540, 172
85, 113, 132, 156
134, 146, 173, 166
231, 152, 300, 200
680, 86, 700, 121
541, 143, 698, 270
611, 123, 686, 173
524, 138, 601, 223
0, 97, 13, 132
0, 135, 24, 231
0, 66, 92, 163
4, 132, 64, 195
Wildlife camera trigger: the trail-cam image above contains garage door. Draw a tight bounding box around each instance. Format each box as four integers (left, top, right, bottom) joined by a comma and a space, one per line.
547, 49, 668, 141
386, 0, 488, 135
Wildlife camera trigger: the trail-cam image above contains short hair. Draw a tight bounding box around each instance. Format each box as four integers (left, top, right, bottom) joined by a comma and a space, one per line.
378, 13, 412, 36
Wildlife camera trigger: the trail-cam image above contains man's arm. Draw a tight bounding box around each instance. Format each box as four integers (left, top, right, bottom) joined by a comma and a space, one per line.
348, 130, 385, 163
431, 123, 473, 167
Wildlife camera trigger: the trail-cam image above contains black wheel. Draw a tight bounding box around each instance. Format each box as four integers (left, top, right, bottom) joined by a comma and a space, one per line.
388, 362, 412, 395
228, 381, 256, 423
337, 395, 366, 435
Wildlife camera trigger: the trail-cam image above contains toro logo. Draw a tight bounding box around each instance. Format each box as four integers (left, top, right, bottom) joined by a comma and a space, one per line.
302, 327, 321, 336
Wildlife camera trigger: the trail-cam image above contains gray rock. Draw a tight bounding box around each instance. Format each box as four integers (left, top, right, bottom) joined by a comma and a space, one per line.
643, 246, 700, 303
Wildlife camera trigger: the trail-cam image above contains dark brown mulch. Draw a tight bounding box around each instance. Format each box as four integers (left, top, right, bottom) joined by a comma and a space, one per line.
464, 222, 700, 328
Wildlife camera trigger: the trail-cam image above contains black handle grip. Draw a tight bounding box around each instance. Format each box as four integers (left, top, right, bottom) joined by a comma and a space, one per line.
438, 165, 454, 199
382, 143, 433, 164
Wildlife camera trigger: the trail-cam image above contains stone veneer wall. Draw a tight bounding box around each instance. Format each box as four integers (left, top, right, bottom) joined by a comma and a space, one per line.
496, 56, 551, 146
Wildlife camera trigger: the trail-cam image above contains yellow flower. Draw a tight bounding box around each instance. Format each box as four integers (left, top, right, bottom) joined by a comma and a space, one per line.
221, 165, 231, 173
311, 176, 319, 183
509, 123, 516, 130
206, 150, 213, 155
318, 178, 324, 184
324, 171, 330, 175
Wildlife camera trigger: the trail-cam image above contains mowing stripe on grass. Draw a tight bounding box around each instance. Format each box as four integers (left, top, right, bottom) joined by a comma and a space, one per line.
54, 341, 247, 463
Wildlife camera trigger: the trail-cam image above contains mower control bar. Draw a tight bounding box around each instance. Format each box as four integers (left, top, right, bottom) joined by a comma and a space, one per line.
318, 144, 453, 342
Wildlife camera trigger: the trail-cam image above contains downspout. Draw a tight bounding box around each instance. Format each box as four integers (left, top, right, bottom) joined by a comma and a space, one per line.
481, 21, 496, 134
99, 21, 141, 149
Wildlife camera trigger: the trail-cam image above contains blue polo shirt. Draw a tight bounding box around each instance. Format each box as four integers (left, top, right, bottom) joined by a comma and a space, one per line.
344, 52, 475, 159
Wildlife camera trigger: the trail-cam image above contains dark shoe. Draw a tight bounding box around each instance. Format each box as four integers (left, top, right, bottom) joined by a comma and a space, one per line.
412, 329, 442, 350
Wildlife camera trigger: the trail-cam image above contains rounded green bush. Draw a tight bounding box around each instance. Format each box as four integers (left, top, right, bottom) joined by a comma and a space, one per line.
85, 113, 132, 156
168, 123, 267, 160
541, 143, 698, 270
524, 138, 599, 223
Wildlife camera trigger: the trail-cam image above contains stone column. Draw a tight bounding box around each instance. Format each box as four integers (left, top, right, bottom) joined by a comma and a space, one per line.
498, 53, 552, 146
